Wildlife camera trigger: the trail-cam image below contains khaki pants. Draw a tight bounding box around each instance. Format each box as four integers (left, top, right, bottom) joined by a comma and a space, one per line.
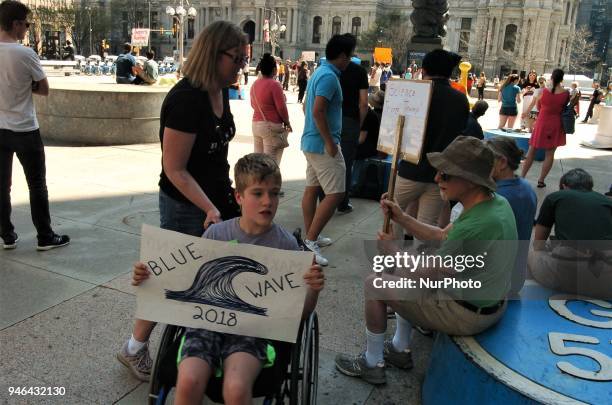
529, 248, 612, 300
252, 121, 286, 165
392, 289, 507, 336
393, 176, 444, 239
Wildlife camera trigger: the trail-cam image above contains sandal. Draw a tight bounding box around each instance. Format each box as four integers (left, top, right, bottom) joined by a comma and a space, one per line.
537, 181, 546, 188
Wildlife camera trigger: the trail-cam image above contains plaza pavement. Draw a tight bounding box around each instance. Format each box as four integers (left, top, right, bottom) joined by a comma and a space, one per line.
1, 76, 610, 405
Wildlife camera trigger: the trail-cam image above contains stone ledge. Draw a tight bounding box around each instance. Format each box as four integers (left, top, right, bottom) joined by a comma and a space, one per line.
34, 77, 171, 145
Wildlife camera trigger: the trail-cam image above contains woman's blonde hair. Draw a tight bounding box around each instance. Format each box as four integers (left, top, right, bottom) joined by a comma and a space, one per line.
182, 21, 247, 90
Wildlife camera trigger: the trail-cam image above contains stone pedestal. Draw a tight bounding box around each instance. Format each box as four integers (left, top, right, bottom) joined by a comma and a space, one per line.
406, 41, 443, 65
581, 105, 612, 149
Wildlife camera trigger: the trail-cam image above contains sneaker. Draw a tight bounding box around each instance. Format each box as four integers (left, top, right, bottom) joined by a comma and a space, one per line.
304, 239, 329, 267
37, 234, 70, 251
383, 340, 414, 369
337, 203, 354, 214
316, 235, 333, 247
2, 232, 18, 249
335, 352, 386, 385
116, 340, 152, 382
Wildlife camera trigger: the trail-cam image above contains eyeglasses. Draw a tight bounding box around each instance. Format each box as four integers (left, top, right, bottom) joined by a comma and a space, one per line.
439, 172, 454, 182
21, 20, 31, 28
221, 51, 248, 65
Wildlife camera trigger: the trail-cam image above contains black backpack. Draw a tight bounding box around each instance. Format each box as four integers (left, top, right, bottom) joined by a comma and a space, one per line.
350, 158, 390, 201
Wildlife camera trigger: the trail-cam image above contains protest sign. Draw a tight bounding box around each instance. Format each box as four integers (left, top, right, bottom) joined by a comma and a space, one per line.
136, 224, 314, 343
131, 28, 150, 46
301, 51, 316, 62
377, 79, 433, 165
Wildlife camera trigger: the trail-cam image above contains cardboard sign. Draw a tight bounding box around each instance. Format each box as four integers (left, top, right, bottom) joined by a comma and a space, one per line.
374, 47, 392, 64
377, 79, 433, 164
131, 28, 150, 46
301, 51, 316, 62
136, 224, 314, 343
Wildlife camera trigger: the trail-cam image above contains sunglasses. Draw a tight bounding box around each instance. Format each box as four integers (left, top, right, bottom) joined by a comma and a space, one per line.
20, 20, 31, 28
221, 51, 248, 65
439, 172, 453, 182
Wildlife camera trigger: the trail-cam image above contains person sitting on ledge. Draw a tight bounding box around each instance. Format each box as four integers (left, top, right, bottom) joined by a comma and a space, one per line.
529, 168, 612, 299
132, 49, 158, 85
462, 100, 489, 140
115, 43, 136, 84
334, 136, 518, 385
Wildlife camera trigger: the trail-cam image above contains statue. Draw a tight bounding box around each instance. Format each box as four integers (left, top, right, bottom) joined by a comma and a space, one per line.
410, 0, 449, 43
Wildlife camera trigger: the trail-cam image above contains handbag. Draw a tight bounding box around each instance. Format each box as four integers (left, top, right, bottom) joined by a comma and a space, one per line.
252, 83, 290, 148
561, 104, 575, 135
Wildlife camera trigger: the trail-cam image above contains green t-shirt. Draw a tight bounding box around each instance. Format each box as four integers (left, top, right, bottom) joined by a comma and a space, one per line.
536, 190, 612, 240
438, 194, 518, 307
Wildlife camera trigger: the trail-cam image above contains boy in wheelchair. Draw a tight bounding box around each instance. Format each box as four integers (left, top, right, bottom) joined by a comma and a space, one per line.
131, 153, 324, 404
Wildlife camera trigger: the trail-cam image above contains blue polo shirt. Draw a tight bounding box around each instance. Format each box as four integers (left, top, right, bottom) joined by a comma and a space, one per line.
301, 60, 343, 154
496, 177, 537, 240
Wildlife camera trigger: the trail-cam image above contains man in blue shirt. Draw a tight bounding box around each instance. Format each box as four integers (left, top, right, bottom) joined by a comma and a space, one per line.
115, 43, 136, 84
301, 34, 356, 266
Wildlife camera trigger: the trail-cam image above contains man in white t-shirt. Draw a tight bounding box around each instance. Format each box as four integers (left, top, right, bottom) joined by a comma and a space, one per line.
369, 63, 382, 93
0, 0, 69, 251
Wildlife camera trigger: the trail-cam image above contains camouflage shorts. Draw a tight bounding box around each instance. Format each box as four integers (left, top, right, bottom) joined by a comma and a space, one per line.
179, 328, 269, 370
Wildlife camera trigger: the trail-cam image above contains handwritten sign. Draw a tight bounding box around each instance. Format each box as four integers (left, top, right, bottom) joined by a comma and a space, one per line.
377, 79, 433, 164
136, 224, 313, 343
301, 51, 316, 62
131, 28, 150, 46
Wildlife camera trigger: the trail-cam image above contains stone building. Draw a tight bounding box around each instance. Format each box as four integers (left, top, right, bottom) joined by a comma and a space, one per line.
145, 0, 409, 63
444, 0, 580, 78
22, 0, 75, 57
105, 0, 578, 77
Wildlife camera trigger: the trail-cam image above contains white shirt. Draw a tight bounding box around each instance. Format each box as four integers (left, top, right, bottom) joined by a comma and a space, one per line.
0, 43, 46, 131
369, 67, 382, 87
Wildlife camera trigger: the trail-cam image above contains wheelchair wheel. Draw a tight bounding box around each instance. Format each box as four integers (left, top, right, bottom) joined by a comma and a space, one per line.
289, 312, 319, 405
148, 324, 183, 405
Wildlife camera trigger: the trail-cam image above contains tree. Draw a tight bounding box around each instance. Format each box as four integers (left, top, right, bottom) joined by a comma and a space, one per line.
360, 11, 411, 68
72, 3, 111, 56
568, 26, 599, 77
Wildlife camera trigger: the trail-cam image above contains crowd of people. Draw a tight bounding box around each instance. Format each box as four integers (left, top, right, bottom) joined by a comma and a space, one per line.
1, 1, 611, 403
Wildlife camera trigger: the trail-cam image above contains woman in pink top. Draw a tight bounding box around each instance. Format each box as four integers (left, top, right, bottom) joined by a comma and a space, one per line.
250, 53, 292, 165
521, 69, 569, 188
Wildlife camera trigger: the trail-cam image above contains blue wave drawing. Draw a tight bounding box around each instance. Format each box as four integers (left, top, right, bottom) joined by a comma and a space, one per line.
165, 256, 269, 316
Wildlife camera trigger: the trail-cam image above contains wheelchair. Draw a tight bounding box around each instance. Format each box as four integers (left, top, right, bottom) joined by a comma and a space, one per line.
148, 312, 319, 405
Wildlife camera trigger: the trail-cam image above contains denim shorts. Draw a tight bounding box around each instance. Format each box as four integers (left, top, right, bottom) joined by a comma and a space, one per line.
159, 190, 206, 237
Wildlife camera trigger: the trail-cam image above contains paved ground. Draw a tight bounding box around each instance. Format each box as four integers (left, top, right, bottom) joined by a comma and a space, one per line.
1, 76, 610, 405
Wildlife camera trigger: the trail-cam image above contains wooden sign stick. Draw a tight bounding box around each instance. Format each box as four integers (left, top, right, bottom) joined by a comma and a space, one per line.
383, 115, 405, 234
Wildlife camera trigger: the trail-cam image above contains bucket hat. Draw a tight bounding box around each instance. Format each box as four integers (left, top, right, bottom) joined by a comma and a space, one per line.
427, 136, 496, 191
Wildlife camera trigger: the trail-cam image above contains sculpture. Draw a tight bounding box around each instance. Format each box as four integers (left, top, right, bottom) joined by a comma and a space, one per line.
411, 0, 449, 42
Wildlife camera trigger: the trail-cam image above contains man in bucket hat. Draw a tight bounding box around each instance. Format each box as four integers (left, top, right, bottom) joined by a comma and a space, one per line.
335, 136, 518, 385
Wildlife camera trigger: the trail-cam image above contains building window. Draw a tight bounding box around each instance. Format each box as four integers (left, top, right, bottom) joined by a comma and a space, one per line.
503, 24, 517, 52
151, 11, 158, 30
312, 16, 321, 43
458, 18, 471, 53
332, 16, 341, 36
136, 11, 144, 28
122, 11, 128, 39
151, 11, 159, 39
187, 18, 194, 39
564, 2, 570, 25
489, 18, 496, 53
351, 17, 361, 37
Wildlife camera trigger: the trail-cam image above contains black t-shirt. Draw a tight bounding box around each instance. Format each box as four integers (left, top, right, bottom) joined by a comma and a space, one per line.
536, 189, 612, 240
520, 80, 539, 96
340, 61, 369, 120
356, 108, 382, 160
158, 78, 235, 205
592, 89, 602, 104
398, 79, 469, 183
